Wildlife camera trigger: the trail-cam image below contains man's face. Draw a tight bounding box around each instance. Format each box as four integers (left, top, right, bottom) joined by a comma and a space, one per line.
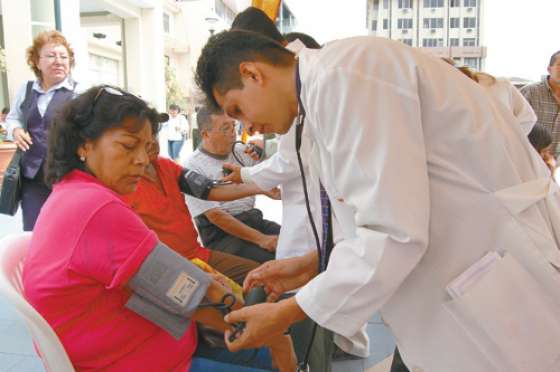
548, 56, 560, 85
204, 114, 237, 153
213, 62, 295, 135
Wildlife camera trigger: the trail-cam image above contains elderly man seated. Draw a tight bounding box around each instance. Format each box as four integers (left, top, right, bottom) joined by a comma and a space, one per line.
184, 106, 279, 263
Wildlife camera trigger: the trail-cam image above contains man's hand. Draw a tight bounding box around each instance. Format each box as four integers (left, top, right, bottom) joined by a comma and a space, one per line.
262, 187, 281, 200
243, 252, 318, 302
259, 234, 278, 252
222, 163, 242, 183
13, 128, 32, 151
246, 140, 264, 161
224, 297, 306, 353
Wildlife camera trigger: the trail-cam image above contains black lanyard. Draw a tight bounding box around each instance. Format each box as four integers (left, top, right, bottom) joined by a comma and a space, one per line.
295, 60, 322, 372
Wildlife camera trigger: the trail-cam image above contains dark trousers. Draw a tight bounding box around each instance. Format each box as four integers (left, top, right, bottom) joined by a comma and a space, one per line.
207, 250, 259, 286
290, 317, 334, 372
21, 173, 50, 231
198, 209, 279, 263
390, 348, 410, 372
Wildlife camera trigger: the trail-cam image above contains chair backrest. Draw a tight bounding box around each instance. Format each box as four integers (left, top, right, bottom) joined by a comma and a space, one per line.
0, 233, 74, 372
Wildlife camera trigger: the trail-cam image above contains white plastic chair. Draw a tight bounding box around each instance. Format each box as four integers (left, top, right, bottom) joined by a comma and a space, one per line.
0, 233, 74, 372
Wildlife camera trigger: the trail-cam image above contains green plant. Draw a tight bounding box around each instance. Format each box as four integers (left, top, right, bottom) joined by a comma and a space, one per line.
165, 63, 188, 110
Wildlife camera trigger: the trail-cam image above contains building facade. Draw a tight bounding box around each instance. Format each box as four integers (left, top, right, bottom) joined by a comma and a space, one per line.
366, 0, 486, 69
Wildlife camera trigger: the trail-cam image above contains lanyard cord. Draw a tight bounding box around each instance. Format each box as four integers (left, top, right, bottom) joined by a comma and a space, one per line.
295, 60, 323, 372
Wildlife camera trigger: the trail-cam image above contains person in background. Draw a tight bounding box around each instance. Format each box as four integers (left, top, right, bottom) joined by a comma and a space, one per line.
528, 124, 556, 174
163, 103, 189, 160
0, 108, 8, 138
184, 106, 279, 264
5, 30, 81, 231
521, 51, 560, 156
24, 85, 296, 372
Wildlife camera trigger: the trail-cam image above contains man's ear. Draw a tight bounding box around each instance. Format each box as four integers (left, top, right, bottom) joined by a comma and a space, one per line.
239, 62, 263, 85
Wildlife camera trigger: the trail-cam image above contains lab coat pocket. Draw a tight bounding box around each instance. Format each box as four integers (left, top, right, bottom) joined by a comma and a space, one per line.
443, 253, 560, 372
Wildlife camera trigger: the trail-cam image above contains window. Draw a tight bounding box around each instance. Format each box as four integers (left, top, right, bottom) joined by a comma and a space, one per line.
163, 13, 170, 34
400, 39, 413, 46
398, 0, 412, 8
464, 57, 478, 69
423, 0, 444, 8
450, 17, 460, 28
463, 17, 477, 28
464, 0, 476, 6
89, 54, 120, 86
450, 0, 460, 7
398, 18, 413, 29
30, 0, 55, 37
383, 0, 389, 9
463, 38, 476, 46
383, 18, 389, 29
371, 20, 378, 31
423, 18, 443, 28
422, 38, 443, 47
449, 38, 459, 47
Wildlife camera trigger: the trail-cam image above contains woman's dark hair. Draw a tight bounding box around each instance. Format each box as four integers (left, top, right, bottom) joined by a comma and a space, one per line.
45, 86, 162, 185
528, 124, 553, 152
195, 30, 294, 110
231, 7, 284, 44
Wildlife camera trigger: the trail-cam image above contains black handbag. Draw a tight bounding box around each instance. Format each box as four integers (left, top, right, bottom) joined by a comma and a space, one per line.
0, 150, 23, 216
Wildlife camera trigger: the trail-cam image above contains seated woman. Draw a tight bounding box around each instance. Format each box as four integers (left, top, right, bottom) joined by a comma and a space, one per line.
23, 86, 295, 371
122, 135, 273, 285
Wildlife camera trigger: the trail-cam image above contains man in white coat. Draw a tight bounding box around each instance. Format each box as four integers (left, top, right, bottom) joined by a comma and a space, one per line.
195, 30, 560, 372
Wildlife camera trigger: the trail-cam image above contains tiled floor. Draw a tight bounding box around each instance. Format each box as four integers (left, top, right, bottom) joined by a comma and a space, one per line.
0, 186, 396, 371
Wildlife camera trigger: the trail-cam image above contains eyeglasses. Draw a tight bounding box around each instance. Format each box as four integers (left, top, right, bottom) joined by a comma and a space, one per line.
76, 86, 125, 126
40, 54, 69, 63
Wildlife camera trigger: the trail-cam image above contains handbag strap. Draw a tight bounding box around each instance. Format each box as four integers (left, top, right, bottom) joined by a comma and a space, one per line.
19, 81, 34, 131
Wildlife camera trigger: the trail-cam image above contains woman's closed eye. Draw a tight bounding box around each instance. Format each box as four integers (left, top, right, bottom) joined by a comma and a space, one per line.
119, 141, 138, 150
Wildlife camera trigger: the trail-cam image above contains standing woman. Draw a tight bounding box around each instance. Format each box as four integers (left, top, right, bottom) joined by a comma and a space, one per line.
5, 30, 79, 231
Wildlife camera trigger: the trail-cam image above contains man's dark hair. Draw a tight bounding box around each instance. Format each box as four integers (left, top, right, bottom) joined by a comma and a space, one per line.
169, 103, 180, 111
549, 51, 560, 67
195, 30, 294, 110
284, 32, 321, 49
528, 124, 553, 152
196, 105, 226, 134
1, 107, 9, 115
45, 86, 161, 185
231, 7, 284, 43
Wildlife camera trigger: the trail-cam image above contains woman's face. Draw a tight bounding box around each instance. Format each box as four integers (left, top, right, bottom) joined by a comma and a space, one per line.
79, 117, 152, 194
37, 43, 70, 85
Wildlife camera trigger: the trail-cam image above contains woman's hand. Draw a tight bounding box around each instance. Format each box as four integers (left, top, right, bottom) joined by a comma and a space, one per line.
243, 252, 318, 302
13, 128, 33, 151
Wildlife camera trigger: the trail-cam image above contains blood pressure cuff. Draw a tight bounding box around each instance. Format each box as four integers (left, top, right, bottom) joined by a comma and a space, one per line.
179, 168, 214, 200
125, 242, 212, 339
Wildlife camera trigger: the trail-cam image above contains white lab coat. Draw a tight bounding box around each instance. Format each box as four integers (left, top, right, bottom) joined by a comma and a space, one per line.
294, 37, 560, 372
479, 76, 537, 135
241, 122, 319, 260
